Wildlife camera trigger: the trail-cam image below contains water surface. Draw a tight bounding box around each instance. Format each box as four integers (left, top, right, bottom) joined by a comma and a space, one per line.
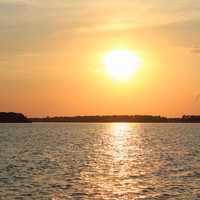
0, 123, 200, 199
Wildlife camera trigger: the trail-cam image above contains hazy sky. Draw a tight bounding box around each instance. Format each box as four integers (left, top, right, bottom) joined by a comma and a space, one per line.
1, 0, 200, 117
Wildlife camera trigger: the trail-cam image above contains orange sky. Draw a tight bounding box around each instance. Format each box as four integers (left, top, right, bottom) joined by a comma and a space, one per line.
0, 0, 200, 117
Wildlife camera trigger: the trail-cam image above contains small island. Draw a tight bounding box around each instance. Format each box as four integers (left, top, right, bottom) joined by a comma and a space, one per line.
0, 112, 30, 123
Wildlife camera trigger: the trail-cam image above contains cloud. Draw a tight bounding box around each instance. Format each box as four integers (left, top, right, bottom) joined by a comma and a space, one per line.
196, 94, 200, 102
191, 46, 200, 54
1, 0, 200, 60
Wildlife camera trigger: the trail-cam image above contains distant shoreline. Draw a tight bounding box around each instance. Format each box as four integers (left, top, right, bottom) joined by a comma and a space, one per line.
1, 112, 200, 123
30, 121, 200, 124
30, 115, 200, 123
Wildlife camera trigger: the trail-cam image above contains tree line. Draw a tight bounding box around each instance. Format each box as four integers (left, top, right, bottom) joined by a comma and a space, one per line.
1, 112, 200, 123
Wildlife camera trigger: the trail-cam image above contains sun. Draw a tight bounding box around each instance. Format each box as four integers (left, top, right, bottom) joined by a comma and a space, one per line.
103, 50, 141, 81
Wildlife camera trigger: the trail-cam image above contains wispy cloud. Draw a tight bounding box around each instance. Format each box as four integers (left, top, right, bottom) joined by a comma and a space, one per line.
191, 46, 200, 54
196, 94, 200, 102
1, 0, 200, 59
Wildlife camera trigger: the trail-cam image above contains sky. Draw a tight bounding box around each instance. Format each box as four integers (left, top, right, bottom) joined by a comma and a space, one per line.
0, 0, 200, 117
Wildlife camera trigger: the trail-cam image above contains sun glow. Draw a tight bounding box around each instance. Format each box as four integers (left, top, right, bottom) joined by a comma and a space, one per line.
103, 50, 141, 80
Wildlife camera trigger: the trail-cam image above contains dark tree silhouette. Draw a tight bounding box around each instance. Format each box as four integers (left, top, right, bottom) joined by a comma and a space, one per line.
0, 112, 30, 123
30, 115, 200, 123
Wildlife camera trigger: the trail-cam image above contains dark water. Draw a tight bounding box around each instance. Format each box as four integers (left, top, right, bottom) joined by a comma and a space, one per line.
0, 123, 200, 200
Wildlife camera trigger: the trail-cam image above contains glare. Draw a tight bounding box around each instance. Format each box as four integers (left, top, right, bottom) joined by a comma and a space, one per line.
103, 50, 141, 80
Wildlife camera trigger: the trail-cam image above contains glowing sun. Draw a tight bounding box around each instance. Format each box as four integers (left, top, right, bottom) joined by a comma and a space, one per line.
103, 50, 141, 80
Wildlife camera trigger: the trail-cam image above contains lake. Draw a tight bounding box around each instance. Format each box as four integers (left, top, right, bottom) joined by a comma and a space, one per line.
0, 123, 200, 199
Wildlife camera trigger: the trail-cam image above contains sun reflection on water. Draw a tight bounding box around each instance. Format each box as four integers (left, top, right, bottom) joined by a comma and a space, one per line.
110, 123, 132, 161
80, 123, 145, 199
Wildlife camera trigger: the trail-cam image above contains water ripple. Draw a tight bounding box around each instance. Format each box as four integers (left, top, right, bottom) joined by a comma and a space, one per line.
0, 123, 200, 199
